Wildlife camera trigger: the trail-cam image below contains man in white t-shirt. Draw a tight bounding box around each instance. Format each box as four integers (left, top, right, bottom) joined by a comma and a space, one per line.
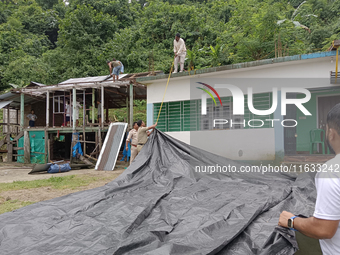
279, 103, 340, 254
74, 101, 82, 126
173, 33, 186, 73
27, 109, 37, 127
65, 101, 71, 126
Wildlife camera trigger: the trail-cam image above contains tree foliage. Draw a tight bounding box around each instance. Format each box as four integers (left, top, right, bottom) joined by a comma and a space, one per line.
0, 0, 339, 90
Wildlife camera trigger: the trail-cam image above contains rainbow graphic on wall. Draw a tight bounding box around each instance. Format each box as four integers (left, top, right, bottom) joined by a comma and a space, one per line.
196, 82, 223, 106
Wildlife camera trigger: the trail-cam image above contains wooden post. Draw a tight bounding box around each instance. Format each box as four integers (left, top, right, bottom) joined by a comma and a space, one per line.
7, 106, 10, 134
48, 138, 51, 163
336, 48, 339, 84
44, 129, 48, 163
101, 86, 104, 128
20, 93, 24, 130
46, 91, 50, 127
6, 134, 13, 163
69, 90, 72, 126
83, 90, 86, 155
63, 92, 66, 125
126, 96, 129, 126
70, 88, 77, 164
83, 127, 86, 156
16, 109, 19, 134
83, 90, 86, 127
24, 131, 30, 164
49, 133, 53, 161
92, 88, 95, 124
129, 83, 133, 128
98, 129, 102, 156
72, 88, 76, 130
105, 97, 109, 123
95, 131, 98, 158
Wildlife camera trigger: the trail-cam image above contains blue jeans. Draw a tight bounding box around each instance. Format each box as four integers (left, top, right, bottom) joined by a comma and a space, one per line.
112, 66, 122, 76
29, 120, 35, 127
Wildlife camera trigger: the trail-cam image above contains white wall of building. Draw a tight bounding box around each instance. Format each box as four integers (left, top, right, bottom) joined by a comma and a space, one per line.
167, 128, 275, 161
146, 54, 337, 160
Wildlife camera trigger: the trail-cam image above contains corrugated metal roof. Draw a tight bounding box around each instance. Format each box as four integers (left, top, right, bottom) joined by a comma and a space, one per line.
29, 81, 46, 87
0, 92, 14, 101
0, 101, 12, 109
0, 92, 43, 109
59, 74, 129, 85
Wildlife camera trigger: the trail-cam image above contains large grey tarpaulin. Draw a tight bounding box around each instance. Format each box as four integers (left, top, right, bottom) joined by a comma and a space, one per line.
0, 130, 317, 254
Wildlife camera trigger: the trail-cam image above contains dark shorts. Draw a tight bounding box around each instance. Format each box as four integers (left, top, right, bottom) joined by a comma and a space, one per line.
29, 120, 35, 127
66, 116, 70, 122
98, 115, 101, 118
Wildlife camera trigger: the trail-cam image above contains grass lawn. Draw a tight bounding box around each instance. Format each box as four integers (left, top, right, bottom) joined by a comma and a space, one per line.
0, 175, 107, 191
0, 173, 120, 215
0, 200, 34, 215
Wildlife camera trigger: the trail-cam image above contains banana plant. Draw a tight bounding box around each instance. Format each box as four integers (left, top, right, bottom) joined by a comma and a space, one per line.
209, 44, 226, 67
186, 49, 196, 71
277, 1, 317, 33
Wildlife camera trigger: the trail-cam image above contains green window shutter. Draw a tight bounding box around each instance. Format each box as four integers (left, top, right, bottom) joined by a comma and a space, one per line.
168, 102, 181, 132
244, 92, 273, 129
153, 103, 168, 132
182, 100, 198, 131
154, 99, 201, 132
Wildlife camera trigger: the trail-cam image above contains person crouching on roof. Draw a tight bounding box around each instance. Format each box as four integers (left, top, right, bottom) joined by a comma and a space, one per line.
107, 58, 124, 82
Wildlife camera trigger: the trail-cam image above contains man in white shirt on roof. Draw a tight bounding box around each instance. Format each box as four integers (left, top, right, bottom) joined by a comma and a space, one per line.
278, 103, 340, 255
173, 33, 186, 73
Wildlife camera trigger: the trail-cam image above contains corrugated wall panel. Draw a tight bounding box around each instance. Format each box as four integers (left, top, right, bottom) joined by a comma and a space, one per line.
95, 123, 127, 171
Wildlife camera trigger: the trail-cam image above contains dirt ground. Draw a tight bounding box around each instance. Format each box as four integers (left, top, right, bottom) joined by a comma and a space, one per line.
0, 162, 127, 207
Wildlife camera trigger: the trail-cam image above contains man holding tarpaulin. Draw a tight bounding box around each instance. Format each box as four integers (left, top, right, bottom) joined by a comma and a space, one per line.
126, 122, 138, 164
136, 120, 157, 153
279, 103, 340, 255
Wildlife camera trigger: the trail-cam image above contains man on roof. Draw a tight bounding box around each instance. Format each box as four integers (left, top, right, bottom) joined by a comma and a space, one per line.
173, 33, 187, 73
107, 58, 124, 82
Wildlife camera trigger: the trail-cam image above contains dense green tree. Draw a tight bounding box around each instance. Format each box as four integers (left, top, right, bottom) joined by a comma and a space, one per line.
36, 0, 60, 10
0, 0, 339, 90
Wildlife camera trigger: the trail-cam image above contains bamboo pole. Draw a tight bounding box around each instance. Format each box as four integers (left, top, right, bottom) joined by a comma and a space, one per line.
101, 86, 104, 128
20, 93, 24, 130
72, 88, 76, 130
92, 88, 95, 124
129, 83, 133, 128
46, 91, 50, 127
24, 131, 30, 164
44, 129, 48, 163
7, 106, 10, 134
7, 134, 13, 163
